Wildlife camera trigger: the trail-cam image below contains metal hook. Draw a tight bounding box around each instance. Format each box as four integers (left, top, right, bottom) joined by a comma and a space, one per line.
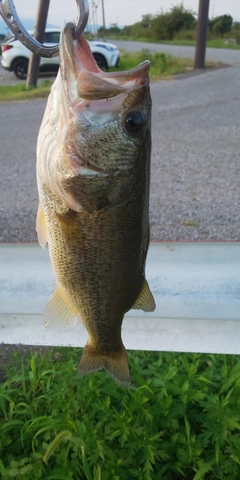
74, 0, 89, 39
0, 0, 89, 58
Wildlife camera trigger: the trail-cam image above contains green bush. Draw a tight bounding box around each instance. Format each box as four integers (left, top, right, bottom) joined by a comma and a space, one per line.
174, 29, 197, 42
152, 4, 196, 41
112, 3, 196, 42
1, 349, 240, 479
209, 15, 233, 38
121, 23, 154, 40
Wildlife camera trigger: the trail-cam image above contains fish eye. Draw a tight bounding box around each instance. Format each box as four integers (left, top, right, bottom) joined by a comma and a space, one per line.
124, 111, 145, 135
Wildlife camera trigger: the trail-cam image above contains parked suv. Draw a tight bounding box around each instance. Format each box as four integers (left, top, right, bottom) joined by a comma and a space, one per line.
1, 28, 120, 80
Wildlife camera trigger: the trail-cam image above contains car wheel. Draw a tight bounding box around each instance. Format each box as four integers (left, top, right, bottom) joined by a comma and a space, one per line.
92, 53, 108, 70
12, 58, 29, 80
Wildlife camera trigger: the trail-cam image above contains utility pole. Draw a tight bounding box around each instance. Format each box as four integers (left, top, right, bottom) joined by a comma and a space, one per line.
194, 0, 210, 70
101, 0, 106, 41
26, 0, 50, 88
91, 0, 95, 36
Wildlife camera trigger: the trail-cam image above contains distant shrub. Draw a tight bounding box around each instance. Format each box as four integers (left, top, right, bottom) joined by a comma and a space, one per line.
111, 3, 196, 42
174, 29, 197, 41
152, 3, 196, 41
121, 23, 154, 40
209, 14, 233, 38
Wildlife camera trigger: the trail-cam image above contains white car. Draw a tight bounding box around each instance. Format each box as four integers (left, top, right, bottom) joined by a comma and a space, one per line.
1, 28, 120, 80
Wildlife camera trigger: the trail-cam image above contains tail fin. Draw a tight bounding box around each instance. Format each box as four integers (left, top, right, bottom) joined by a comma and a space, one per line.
78, 344, 130, 386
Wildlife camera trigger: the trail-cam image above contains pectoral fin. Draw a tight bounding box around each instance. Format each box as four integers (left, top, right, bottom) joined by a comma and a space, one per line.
132, 279, 156, 312
36, 203, 48, 249
43, 283, 78, 331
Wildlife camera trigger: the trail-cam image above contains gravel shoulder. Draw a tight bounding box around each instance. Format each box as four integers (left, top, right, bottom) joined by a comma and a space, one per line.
150, 64, 240, 241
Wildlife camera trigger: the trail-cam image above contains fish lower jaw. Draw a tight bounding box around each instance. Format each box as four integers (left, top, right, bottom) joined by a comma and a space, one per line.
67, 151, 109, 177
72, 164, 109, 177
70, 161, 132, 178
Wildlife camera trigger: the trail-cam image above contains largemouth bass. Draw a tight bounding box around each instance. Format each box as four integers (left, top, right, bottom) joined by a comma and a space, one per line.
36, 23, 155, 385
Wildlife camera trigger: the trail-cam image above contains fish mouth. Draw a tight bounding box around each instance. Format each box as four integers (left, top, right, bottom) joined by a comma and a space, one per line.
69, 154, 127, 179
70, 156, 109, 178
74, 164, 109, 177
60, 23, 150, 102
66, 142, 110, 178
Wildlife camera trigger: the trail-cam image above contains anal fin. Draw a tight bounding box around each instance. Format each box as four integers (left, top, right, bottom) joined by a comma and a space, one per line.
43, 283, 78, 331
78, 343, 130, 386
132, 279, 156, 312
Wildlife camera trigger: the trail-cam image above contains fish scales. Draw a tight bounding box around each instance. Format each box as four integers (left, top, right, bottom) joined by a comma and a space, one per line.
36, 23, 155, 385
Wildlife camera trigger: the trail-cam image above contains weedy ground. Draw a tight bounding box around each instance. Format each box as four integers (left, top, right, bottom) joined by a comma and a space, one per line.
0, 50, 218, 103
1, 348, 240, 479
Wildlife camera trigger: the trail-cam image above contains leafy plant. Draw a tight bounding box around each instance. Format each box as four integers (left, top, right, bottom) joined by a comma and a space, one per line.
118, 50, 193, 80
1, 349, 240, 479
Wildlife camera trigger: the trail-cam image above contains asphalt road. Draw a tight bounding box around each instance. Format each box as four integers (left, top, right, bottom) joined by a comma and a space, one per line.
0, 42, 240, 242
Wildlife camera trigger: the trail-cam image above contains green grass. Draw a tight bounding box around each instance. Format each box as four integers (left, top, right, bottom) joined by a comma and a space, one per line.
1, 348, 240, 479
0, 80, 53, 102
206, 38, 240, 49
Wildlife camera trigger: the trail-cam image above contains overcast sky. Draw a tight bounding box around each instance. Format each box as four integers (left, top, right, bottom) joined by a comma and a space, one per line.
1, 0, 239, 34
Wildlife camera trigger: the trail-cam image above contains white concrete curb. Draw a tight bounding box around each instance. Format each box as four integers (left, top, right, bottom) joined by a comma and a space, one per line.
1, 242, 239, 353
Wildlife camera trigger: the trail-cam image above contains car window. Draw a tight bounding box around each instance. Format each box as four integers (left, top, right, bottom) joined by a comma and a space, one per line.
43, 32, 60, 44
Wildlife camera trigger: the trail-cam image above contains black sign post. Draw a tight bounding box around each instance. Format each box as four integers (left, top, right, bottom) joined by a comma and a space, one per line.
26, 0, 50, 88
194, 0, 210, 69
